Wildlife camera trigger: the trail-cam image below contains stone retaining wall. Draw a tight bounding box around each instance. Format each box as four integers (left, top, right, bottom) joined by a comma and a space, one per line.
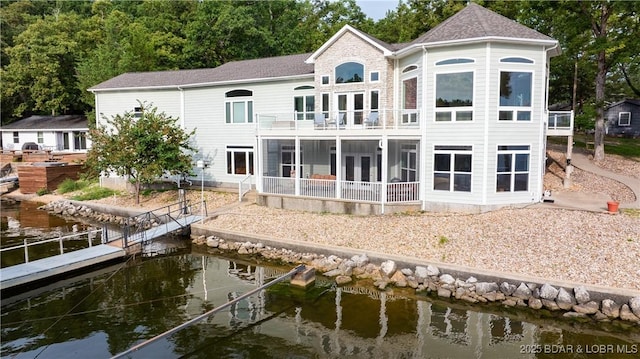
190, 229, 640, 326
39, 200, 150, 225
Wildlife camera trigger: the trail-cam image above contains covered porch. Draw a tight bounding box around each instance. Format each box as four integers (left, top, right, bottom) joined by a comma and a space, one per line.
255, 137, 422, 212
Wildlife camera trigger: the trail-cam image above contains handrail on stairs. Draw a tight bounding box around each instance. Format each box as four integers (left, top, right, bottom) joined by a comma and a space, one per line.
239, 174, 252, 201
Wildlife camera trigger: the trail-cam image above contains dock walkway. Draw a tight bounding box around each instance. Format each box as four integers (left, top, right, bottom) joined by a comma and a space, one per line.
1, 244, 126, 291
1, 214, 201, 292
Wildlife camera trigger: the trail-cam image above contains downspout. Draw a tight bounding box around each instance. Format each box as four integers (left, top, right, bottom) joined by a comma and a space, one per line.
178, 87, 186, 129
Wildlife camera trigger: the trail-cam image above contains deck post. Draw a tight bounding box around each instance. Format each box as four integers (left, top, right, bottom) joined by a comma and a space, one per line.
24, 239, 29, 263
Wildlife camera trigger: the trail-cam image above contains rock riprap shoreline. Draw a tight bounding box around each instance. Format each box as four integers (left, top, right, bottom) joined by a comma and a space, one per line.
193, 234, 640, 326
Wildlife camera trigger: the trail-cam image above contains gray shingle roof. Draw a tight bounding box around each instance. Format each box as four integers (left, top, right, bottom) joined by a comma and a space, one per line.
409, 3, 555, 46
1, 115, 88, 130
90, 53, 314, 91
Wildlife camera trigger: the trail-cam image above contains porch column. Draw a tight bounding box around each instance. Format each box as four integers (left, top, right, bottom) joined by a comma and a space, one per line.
420, 132, 428, 211
69, 131, 75, 151
295, 136, 301, 196
380, 135, 388, 213
256, 136, 263, 192
335, 136, 342, 199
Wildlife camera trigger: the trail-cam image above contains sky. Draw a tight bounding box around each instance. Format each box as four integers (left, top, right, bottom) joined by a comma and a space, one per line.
356, 0, 399, 21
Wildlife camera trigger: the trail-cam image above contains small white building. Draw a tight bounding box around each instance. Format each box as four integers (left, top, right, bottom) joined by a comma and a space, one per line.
1, 115, 91, 152
90, 3, 572, 213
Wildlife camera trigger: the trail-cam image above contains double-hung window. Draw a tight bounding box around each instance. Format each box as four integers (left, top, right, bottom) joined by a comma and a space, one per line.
225, 90, 253, 123
226, 146, 254, 175
37, 132, 44, 144
433, 146, 472, 192
618, 112, 631, 126
496, 145, 530, 192
499, 72, 532, 121
13, 132, 19, 144
435, 71, 473, 122
294, 96, 314, 120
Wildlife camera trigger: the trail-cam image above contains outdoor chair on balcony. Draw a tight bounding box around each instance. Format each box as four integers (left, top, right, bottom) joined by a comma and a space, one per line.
364, 112, 379, 127
314, 113, 328, 129
327, 113, 345, 128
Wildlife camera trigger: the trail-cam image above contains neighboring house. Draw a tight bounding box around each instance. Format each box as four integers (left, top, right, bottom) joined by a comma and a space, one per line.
605, 99, 640, 138
0, 115, 91, 152
90, 3, 571, 213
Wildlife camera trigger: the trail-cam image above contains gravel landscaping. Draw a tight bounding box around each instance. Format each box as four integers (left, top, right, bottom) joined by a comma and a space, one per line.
205, 147, 640, 291
207, 203, 640, 291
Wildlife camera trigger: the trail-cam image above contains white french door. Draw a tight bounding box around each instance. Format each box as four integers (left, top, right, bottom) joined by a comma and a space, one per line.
343, 154, 372, 182
336, 92, 364, 126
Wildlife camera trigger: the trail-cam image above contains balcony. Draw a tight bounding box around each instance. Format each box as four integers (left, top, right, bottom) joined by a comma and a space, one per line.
256, 109, 421, 133
547, 111, 574, 136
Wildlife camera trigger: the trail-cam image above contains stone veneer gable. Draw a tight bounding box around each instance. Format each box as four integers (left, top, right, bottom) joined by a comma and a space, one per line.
313, 30, 394, 113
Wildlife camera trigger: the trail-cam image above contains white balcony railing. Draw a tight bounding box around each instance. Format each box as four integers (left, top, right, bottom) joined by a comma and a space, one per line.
547, 111, 574, 136
256, 109, 422, 132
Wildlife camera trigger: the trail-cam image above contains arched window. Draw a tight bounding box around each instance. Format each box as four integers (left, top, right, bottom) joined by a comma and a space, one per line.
225, 89, 253, 97
225, 89, 253, 123
402, 65, 418, 73
500, 57, 534, 64
294, 85, 314, 90
335, 62, 364, 83
435, 58, 474, 66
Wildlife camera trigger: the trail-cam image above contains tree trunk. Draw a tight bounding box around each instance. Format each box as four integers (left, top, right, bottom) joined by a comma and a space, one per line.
135, 180, 141, 205
589, 1, 610, 163
593, 49, 606, 162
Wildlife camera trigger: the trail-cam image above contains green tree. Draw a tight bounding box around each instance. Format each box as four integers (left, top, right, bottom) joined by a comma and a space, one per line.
87, 103, 196, 204
1, 12, 89, 120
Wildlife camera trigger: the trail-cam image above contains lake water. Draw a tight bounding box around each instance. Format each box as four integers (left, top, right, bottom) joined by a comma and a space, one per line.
1, 200, 638, 358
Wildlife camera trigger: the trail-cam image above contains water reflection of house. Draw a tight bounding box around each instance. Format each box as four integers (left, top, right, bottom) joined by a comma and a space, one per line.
188, 256, 539, 357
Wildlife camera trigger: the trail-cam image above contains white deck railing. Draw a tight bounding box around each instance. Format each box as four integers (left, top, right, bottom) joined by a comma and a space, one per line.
261, 177, 420, 204
386, 182, 420, 202
547, 111, 574, 136
300, 178, 336, 198
263, 176, 295, 196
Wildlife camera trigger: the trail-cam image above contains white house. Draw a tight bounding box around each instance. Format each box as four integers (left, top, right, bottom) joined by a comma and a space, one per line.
1, 115, 91, 152
90, 3, 572, 214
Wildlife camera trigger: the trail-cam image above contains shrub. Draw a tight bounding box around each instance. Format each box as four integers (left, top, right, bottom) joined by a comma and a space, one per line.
71, 186, 118, 201
57, 179, 91, 194
36, 188, 50, 196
